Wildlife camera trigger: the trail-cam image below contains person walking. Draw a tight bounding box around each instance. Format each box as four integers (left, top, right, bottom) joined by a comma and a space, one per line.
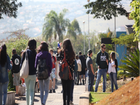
49, 49, 57, 93
57, 38, 75, 105
79, 51, 86, 85
86, 49, 94, 91
95, 43, 108, 92
11, 49, 21, 96
0, 44, 11, 105
75, 55, 82, 85
21, 39, 37, 105
35, 42, 52, 105
108, 52, 118, 92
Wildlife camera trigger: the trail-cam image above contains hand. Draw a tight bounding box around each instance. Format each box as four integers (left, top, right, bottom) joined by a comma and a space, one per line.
106, 59, 108, 63
12, 74, 14, 77
98, 66, 101, 70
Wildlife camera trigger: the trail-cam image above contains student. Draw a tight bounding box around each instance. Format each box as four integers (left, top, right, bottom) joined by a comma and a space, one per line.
57, 38, 75, 105
21, 39, 37, 105
0, 44, 11, 105
79, 51, 86, 85
75, 55, 82, 85
108, 52, 118, 92
35, 41, 52, 105
49, 49, 57, 93
95, 43, 108, 92
11, 49, 21, 96
86, 49, 94, 91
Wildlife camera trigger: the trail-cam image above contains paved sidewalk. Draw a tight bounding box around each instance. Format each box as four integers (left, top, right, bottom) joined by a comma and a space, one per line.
15, 82, 85, 105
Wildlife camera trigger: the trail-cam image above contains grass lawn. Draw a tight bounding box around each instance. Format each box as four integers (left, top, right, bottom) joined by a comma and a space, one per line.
90, 92, 110, 104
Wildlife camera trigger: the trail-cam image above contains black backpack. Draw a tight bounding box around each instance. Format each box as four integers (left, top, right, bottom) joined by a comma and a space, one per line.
36, 57, 48, 80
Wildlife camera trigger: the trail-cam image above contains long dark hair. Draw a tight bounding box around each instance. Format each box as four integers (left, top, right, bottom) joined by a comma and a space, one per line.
39, 41, 48, 52
0, 44, 7, 67
111, 52, 115, 61
63, 38, 75, 64
28, 39, 36, 50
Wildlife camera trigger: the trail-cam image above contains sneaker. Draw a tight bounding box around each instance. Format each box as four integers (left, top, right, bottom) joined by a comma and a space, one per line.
49, 90, 52, 93
15, 94, 19, 97
70, 101, 74, 105
53, 89, 56, 93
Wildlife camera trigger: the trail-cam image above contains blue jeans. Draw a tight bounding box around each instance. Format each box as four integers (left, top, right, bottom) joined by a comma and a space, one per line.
87, 70, 94, 91
95, 69, 107, 92
25, 75, 36, 105
39, 78, 49, 105
109, 72, 118, 92
0, 82, 8, 105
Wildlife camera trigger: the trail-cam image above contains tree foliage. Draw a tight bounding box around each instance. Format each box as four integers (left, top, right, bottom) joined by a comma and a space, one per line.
129, 0, 140, 42
67, 19, 81, 39
42, 9, 70, 42
119, 49, 140, 77
0, 0, 22, 19
84, 0, 127, 20
112, 33, 138, 50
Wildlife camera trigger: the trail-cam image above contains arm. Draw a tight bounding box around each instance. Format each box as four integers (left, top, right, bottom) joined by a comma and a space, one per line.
20, 52, 26, 68
48, 53, 52, 73
90, 64, 94, 75
7, 55, 12, 72
115, 59, 118, 68
111, 61, 116, 67
34, 54, 38, 69
96, 53, 100, 69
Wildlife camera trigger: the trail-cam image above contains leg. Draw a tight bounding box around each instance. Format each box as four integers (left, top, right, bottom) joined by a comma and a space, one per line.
102, 69, 107, 92
79, 75, 81, 84
89, 74, 94, 91
70, 80, 74, 102
113, 73, 118, 91
53, 78, 56, 92
25, 76, 30, 105
109, 73, 114, 92
95, 70, 101, 92
61, 79, 67, 105
49, 79, 52, 91
39, 80, 44, 104
67, 80, 72, 105
77, 72, 79, 85
2, 82, 8, 105
43, 78, 50, 104
29, 75, 36, 105
83, 75, 85, 85
0, 83, 2, 105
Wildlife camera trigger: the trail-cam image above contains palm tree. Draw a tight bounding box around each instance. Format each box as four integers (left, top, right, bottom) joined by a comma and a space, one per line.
42, 9, 70, 42
119, 49, 140, 77
67, 19, 81, 39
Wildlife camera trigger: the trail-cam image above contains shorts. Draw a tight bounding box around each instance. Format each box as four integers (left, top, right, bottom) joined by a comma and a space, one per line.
13, 72, 20, 86
49, 68, 56, 80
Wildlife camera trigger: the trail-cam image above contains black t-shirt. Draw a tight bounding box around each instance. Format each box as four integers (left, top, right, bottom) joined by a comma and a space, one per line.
11, 54, 21, 74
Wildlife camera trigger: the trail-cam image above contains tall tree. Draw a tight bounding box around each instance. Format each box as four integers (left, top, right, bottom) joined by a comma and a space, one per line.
42, 9, 70, 42
84, 0, 127, 20
0, 0, 22, 19
129, 0, 140, 42
67, 19, 81, 39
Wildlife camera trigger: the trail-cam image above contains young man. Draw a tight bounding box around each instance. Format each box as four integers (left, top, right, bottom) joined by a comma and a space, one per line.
86, 49, 94, 91
49, 49, 57, 93
95, 43, 108, 92
11, 49, 21, 96
79, 51, 87, 85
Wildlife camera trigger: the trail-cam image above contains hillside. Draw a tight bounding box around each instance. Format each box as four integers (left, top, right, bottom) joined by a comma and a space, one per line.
95, 76, 140, 105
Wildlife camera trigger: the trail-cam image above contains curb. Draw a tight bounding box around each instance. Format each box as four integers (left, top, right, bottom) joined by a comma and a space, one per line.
79, 92, 90, 105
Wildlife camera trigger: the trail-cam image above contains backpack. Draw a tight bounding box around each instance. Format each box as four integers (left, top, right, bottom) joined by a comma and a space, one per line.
36, 57, 48, 80
59, 51, 72, 80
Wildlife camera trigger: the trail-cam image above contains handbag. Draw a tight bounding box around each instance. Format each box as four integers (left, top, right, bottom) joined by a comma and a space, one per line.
20, 51, 29, 79
59, 51, 72, 80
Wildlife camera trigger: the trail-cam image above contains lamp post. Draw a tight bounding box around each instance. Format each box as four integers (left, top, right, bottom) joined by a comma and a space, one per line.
87, 0, 90, 49
83, 21, 85, 54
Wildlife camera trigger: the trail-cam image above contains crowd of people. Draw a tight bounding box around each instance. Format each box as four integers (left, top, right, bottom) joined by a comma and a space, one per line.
0, 38, 118, 105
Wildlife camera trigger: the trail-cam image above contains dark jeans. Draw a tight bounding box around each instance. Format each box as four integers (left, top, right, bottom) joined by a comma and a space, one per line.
88, 71, 94, 91
77, 72, 80, 84
61, 79, 72, 105
70, 80, 74, 102
109, 72, 118, 92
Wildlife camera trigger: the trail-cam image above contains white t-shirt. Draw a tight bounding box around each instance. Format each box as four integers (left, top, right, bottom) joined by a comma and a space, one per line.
108, 61, 116, 73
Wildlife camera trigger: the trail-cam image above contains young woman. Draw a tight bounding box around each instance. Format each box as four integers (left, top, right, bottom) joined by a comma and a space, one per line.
57, 38, 75, 105
35, 41, 52, 105
0, 44, 11, 105
108, 52, 118, 92
21, 39, 37, 105
75, 55, 82, 85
